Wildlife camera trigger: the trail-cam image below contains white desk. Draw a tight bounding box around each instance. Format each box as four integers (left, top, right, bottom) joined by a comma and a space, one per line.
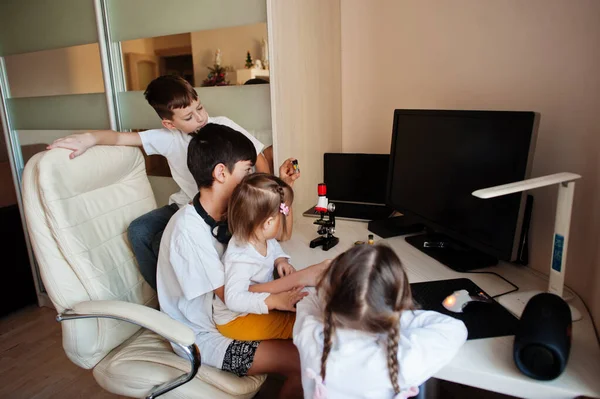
281, 218, 600, 399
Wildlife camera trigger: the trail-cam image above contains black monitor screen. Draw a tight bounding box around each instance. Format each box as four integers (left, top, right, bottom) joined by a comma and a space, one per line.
325, 153, 389, 204
387, 110, 537, 260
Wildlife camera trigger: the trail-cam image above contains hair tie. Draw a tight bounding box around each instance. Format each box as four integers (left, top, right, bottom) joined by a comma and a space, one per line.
280, 203, 290, 216
306, 368, 328, 399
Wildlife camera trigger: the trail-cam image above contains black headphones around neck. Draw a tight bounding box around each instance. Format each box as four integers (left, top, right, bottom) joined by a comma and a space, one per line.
192, 193, 232, 244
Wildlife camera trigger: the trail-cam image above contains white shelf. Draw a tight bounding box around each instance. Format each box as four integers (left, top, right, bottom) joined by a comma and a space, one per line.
235, 68, 270, 85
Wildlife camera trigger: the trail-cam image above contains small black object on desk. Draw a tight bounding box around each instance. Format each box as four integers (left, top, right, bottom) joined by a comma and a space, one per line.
367, 214, 424, 238
406, 233, 498, 272
514, 293, 571, 380
309, 183, 339, 251
309, 204, 339, 251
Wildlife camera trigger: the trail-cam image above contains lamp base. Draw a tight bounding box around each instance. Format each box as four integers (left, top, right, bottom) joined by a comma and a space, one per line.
498, 290, 582, 322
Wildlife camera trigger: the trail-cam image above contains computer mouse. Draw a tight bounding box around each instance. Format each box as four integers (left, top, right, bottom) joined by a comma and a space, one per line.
442, 289, 493, 313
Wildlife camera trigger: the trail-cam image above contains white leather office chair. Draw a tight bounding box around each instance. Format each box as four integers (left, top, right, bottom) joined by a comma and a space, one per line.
22, 147, 265, 398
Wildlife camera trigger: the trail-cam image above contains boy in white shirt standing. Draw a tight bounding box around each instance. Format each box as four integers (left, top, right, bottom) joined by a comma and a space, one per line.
157, 124, 329, 399
47, 75, 293, 289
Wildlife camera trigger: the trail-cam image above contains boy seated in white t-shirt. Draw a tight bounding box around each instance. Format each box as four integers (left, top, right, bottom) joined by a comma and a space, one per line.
48, 75, 298, 289
156, 124, 329, 399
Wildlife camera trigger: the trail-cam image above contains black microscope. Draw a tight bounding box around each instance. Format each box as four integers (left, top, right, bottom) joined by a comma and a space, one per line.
309, 183, 339, 251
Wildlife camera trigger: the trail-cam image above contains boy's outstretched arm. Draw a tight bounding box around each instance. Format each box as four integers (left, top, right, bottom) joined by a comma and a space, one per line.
47, 131, 142, 159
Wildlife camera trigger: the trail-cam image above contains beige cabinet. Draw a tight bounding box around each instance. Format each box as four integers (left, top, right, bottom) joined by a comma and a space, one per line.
267, 0, 342, 212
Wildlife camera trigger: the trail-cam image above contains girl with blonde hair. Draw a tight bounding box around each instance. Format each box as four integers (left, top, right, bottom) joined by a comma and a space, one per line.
293, 244, 467, 399
214, 173, 315, 341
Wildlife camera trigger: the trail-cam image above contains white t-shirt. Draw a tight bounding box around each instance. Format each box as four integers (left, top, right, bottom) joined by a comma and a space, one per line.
293, 291, 468, 399
156, 204, 232, 368
213, 236, 290, 325
139, 116, 264, 207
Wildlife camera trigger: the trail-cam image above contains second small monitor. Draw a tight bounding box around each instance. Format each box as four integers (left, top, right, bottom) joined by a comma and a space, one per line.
303, 153, 393, 221
324, 153, 389, 205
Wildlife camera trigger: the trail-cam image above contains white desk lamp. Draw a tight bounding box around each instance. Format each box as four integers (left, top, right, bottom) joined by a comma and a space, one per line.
472, 172, 582, 321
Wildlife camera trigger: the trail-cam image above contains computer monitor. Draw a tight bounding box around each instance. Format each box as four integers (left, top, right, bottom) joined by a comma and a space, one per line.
387, 110, 539, 270
303, 153, 393, 221
324, 153, 389, 204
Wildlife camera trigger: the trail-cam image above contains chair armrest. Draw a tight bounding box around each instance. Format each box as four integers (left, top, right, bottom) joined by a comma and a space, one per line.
58, 300, 195, 347
57, 300, 199, 399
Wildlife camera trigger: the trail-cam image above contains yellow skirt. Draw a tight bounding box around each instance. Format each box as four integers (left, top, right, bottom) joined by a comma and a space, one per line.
216, 311, 296, 341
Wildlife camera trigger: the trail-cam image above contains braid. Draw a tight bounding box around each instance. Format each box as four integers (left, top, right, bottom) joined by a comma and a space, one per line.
275, 184, 285, 204
321, 309, 335, 382
386, 318, 401, 394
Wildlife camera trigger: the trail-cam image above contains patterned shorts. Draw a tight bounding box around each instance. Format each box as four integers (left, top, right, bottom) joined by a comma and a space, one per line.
222, 339, 260, 377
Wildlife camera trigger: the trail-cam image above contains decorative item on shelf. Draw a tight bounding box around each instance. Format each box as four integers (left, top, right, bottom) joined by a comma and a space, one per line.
245, 50, 253, 69
202, 48, 230, 87
261, 37, 269, 70
202, 65, 229, 87
215, 48, 222, 67
254, 59, 263, 70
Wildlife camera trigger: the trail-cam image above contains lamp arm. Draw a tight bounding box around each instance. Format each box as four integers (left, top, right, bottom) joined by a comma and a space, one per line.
472, 173, 581, 299
472, 172, 581, 199
470, 173, 583, 320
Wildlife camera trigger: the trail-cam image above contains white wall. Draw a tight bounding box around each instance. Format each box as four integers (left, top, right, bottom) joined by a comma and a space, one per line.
341, 0, 600, 325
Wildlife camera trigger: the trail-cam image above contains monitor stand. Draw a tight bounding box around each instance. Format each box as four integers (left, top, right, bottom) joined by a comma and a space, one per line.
367, 214, 424, 238
405, 232, 498, 272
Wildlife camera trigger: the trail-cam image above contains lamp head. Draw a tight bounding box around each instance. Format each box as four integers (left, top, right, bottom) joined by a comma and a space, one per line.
472, 173, 581, 199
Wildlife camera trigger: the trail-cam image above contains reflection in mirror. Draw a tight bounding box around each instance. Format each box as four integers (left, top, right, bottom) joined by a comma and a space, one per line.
121, 23, 269, 90
5, 43, 104, 98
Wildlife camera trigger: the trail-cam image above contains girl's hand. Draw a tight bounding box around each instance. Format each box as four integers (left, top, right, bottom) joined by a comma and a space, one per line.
47, 132, 97, 159
269, 286, 308, 312
279, 158, 300, 187
277, 261, 296, 277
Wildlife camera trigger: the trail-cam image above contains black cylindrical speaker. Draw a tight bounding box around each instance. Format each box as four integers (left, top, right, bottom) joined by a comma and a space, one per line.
513, 293, 572, 380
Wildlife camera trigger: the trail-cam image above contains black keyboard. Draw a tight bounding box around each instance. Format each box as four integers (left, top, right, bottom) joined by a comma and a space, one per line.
304, 202, 393, 221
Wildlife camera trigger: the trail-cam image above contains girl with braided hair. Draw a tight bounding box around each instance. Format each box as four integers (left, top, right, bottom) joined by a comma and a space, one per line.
293, 245, 467, 399
214, 173, 315, 341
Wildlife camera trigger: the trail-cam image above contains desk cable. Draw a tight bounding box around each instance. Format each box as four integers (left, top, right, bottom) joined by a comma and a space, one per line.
464, 271, 598, 343
461, 270, 519, 299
